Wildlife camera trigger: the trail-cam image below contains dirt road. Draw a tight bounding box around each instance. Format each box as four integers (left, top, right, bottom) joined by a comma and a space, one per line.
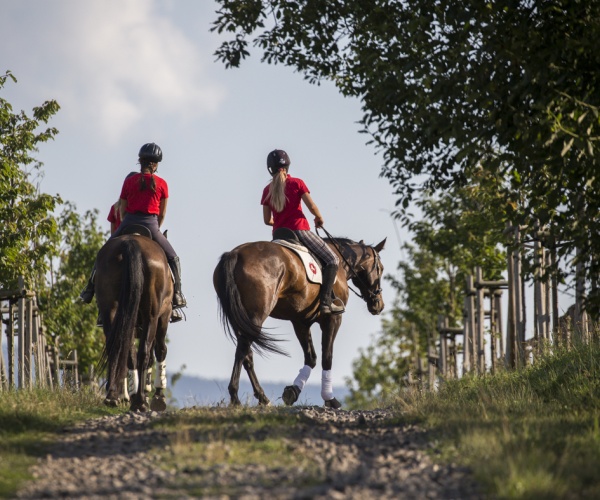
16, 407, 483, 499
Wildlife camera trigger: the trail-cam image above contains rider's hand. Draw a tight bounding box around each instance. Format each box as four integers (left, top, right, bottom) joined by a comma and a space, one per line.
314, 215, 324, 228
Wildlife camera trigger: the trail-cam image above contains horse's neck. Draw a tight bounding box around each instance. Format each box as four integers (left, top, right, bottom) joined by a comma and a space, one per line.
340, 243, 363, 277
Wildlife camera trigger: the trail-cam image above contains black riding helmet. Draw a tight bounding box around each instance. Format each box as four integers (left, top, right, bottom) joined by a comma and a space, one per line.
267, 149, 290, 175
138, 142, 163, 163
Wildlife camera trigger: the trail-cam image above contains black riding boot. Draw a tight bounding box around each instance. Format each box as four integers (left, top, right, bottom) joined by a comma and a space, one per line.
168, 257, 187, 323
320, 265, 345, 315
79, 267, 96, 304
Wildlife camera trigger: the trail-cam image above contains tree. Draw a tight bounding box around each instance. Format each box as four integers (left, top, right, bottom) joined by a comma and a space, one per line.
36, 203, 108, 378
348, 173, 506, 403
212, 1, 600, 310
0, 71, 61, 288
1, 71, 105, 378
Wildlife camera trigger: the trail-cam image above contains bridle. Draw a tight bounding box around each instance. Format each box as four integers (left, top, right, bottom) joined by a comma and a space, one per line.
317, 227, 383, 304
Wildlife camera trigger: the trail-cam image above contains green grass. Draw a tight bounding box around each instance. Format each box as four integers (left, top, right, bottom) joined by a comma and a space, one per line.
153, 406, 323, 497
389, 341, 600, 499
0, 387, 122, 498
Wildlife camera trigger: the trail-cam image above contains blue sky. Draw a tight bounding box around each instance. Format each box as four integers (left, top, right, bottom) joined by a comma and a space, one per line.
1, 1, 406, 391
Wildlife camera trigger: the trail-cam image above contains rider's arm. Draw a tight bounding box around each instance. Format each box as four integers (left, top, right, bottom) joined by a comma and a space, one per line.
263, 205, 274, 226
301, 193, 324, 228
158, 198, 168, 227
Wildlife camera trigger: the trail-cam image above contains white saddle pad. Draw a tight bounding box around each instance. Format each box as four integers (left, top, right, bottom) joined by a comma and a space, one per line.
273, 239, 322, 284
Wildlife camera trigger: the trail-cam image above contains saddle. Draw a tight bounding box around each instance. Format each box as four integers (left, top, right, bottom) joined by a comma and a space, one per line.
120, 224, 153, 239
272, 228, 323, 284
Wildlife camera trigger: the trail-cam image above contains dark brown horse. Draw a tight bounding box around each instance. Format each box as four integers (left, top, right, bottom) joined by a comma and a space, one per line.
96, 233, 172, 411
213, 235, 386, 408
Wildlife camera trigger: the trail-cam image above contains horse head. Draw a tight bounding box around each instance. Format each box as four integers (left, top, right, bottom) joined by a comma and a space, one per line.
349, 238, 386, 315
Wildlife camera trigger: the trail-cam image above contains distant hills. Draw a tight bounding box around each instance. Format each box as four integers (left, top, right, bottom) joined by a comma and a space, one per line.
168, 372, 350, 408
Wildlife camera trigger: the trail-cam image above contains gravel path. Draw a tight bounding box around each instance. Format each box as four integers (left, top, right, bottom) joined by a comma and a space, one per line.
16, 407, 484, 499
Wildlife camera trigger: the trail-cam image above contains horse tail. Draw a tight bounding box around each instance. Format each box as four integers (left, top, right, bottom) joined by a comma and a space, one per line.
104, 238, 143, 389
215, 251, 288, 357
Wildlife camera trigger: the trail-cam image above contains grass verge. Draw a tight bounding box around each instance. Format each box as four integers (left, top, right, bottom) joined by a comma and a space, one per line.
0, 387, 122, 498
390, 341, 600, 499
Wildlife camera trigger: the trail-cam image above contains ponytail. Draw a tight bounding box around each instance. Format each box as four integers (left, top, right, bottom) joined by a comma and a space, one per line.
139, 159, 157, 192
265, 169, 288, 213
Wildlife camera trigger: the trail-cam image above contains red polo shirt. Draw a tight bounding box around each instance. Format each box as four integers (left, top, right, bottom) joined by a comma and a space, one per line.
261, 175, 311, 231
120, 173, 168, 215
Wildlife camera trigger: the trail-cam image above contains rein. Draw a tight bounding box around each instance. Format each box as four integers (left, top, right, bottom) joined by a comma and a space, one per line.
317, 226, 382, 303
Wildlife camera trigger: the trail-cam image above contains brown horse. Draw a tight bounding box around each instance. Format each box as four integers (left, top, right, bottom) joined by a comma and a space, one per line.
213, 235, 386, 408
96, 232, 172, 411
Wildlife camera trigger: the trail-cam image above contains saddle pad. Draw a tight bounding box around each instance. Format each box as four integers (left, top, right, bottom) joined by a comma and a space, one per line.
273, 239, 322, 284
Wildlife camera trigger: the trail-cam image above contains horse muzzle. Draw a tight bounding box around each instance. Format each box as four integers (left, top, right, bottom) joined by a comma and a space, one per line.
367, 291, 384, 315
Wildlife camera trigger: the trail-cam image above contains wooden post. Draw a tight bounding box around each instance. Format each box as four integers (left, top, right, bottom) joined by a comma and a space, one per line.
464, 275, 475, 374
575, 246, 589, 342
494, 290, 505, 361
24, 296, 33, 388
7, 301, 15, 387
17, 295, 25, 388
427, 331, 436, 390
475, 267, 486, 374
437, 315, 447, 377
0, 307, 6, 390
490, 291, 497, 374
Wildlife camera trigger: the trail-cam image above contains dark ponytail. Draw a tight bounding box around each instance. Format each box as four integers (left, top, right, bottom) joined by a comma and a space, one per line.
139, 159, 157, 192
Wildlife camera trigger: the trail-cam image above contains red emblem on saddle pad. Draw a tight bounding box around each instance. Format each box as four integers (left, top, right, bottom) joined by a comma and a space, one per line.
309, 263, 317, 275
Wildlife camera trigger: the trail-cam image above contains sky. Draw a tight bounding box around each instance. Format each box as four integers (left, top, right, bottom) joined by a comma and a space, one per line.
0, 1, 407, 393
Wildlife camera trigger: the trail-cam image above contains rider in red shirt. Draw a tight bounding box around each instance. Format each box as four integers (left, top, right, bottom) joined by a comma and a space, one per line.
107, 172, 136, 234
261, 149, 344, 315
80, 143, 186, 322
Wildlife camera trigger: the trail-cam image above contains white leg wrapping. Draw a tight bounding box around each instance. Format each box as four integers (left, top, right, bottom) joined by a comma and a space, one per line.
321, 369, 333, 401
154, 360, 167, 390
293, 365, 312, 391
129, 370, 139, 394
122, 378, 129, 400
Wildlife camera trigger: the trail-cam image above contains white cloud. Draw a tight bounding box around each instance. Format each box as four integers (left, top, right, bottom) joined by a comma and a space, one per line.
0, 0, 225, 143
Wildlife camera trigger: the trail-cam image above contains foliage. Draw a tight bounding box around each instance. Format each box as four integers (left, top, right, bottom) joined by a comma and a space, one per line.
36, 203, 108, 378
345, 306, 414, 408
391, 339, 600, 498
0, 71, 61, 289
349, 175, 506, 404
1, 70, 105, 379
212, 0, 600, 310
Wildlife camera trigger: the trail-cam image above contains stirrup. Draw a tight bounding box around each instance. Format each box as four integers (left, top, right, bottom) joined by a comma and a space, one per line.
172, 291, 187, 309
320, 298, 345, 315
170, 309, 184, 323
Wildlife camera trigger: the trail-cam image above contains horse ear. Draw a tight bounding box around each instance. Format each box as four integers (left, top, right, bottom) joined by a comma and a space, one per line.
359, 239, 364, 244
374, 238, 387, 253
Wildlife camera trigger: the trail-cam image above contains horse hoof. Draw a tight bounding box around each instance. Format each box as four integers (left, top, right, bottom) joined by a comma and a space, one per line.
150, 395, 167, 412
130, 402, 149, 412
103, 398, 119, 408
282, 385, 301, 406
324, 397, 342, 409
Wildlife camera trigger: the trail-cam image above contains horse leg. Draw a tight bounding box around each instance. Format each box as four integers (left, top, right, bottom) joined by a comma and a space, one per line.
151, 321, 168, 412
229, 338, 252, 406
283, 321, 317, 406
130, 322, 157, 412
123, 343, 138, 403
242, 349, 270, 406
320, 315, 343, 409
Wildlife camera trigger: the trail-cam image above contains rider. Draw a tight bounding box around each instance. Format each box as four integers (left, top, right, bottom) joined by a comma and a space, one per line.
79, 143, 187, 322
261, 149, 344, 315
107, 172, 137, 234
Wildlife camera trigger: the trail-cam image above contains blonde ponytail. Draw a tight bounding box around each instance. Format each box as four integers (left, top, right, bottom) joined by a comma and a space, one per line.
265, 169, 288, 213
